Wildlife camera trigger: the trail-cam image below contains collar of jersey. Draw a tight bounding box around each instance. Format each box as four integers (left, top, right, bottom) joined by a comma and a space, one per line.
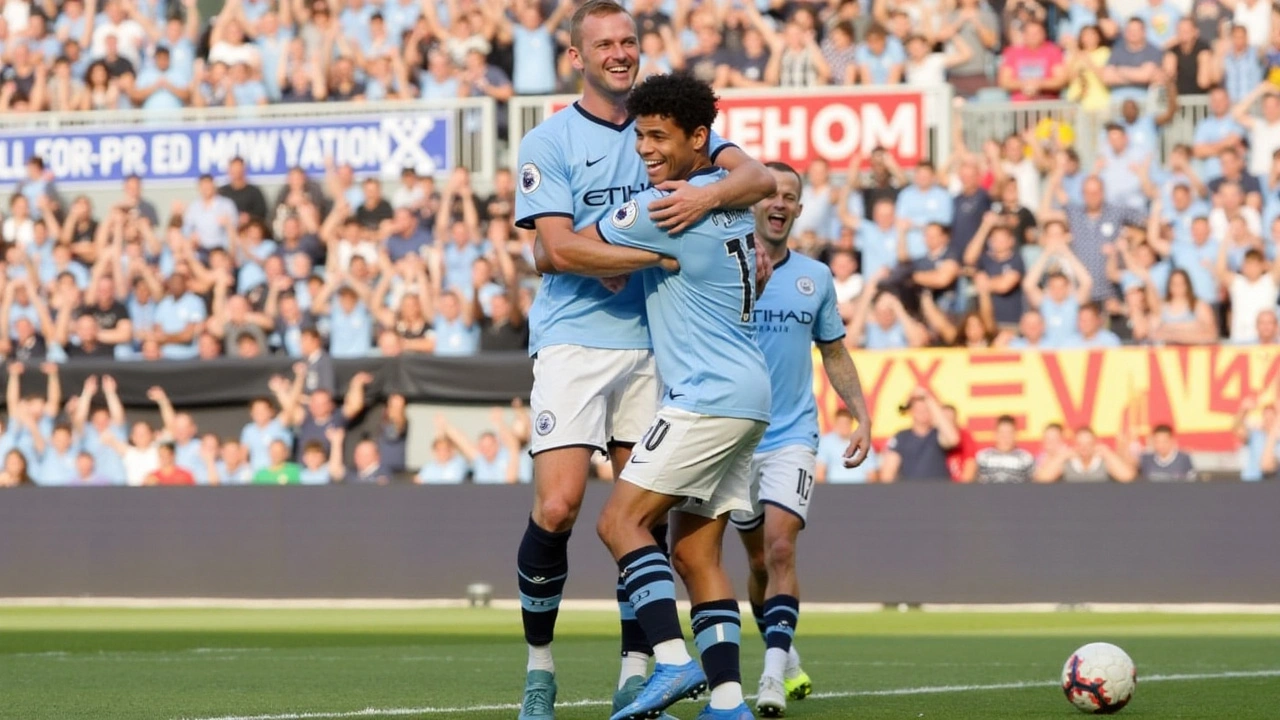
573, 102, 632, 132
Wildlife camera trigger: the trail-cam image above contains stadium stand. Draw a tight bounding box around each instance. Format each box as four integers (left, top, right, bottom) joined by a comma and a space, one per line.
0, 0, 1276, 485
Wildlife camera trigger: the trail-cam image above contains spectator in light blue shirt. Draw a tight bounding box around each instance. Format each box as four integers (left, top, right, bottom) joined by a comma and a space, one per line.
895, 162, 954, 250
854, 26, 905, 85
432, 289, 479, 357
418, 50, 460, 100
507, 0, 572, 95
321, 285, 374, 359
229, 62, 269, 107
1133, 0, 1181, 48
1236, 399, 1277, 481
1222, 25, 1262, 102
338, 0, 376, 50
182, 176, 239, 252
857, 199, 905, 281
1057, 303, 1123, 348
1192, 87, 1246, 180
241, 398, 294, 471
36, 424, 80, 486
133, 47, 189, 110
818, 410, 880, 483
1097, 123, 1154, 211
415, 437, 470, 484
152, 274, 207, 360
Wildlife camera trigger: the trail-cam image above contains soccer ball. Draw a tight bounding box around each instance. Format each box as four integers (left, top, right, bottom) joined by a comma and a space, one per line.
1061, 642, 1137, 714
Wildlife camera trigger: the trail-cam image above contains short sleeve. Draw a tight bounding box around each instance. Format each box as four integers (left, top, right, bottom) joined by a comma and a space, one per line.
514, 131, 574, 230
813, 272, 846, 344
595, 191, 673, 256
707, 129, 737, 164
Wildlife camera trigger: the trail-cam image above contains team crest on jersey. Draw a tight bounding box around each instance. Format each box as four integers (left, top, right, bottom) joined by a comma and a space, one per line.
612, 200, 639, 229
535, 411, 556, 436
520, 163, 541, 194
796, 277, 816, 296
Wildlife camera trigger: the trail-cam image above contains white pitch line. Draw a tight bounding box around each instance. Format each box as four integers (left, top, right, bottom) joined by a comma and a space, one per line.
179, 668, 1280, 720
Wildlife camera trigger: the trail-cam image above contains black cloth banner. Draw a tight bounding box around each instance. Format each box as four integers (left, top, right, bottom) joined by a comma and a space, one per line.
1, 353, 535, 408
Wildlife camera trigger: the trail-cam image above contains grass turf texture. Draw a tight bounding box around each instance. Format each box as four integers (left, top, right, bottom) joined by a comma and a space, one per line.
3, 609, 1279, 719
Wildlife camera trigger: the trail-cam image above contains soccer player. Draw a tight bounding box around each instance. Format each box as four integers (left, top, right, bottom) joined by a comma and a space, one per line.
512, 1, 776, 718
540, 71, 769, 720
731, 162, 873, 717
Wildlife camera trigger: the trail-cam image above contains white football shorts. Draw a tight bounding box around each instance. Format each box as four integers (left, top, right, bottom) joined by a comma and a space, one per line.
528, 345, 658, 455
730, 444, 817, 532
620, 406, 767, 520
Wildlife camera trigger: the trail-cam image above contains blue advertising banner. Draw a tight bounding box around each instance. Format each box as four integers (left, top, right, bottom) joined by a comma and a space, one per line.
0, 112, 453, 186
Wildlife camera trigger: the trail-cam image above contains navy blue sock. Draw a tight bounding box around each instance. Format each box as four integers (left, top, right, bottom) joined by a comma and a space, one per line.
750, 601, 767, 640
618, 524, 670, 657
619, 545, 683, 648
763, 594, 799, 654
517, 516, 571, 646
691, 599, 742, 690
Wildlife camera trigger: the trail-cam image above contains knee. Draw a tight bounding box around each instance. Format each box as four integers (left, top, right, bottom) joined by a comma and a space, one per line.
747, 547, 768, 583
671, 541, 712, 584
536, 494, 581, 534
764, 534, 797, 574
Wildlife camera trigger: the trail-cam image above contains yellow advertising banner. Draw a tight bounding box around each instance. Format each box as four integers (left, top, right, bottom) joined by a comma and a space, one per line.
815, 346, 1280, 451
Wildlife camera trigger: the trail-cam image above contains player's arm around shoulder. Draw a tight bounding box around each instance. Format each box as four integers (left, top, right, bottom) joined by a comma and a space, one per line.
532, 205, 676, 278
648, 145, 776, 233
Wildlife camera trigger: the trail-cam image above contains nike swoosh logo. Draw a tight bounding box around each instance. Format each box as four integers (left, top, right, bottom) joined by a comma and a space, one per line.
630, 459, 651, 465
668, 390, 685, 400
586, 156, 606, 167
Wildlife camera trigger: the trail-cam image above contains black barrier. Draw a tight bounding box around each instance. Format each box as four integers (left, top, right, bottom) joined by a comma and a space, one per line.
0, 353, 535, 408
1, 483, 1277, 603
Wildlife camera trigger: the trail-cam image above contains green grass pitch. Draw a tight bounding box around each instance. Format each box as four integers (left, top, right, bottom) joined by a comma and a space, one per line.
3, 608, 1279, 719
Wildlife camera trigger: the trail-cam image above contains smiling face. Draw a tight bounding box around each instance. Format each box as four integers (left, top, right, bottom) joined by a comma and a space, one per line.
754, 167, 802, 246
570, 7, 639, 103
634, 113, 707, 185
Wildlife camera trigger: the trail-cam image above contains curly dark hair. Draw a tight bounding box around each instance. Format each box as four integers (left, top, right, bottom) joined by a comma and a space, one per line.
625, 73, 719, 139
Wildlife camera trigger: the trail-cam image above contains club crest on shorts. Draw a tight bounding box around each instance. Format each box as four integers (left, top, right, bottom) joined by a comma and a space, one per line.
612, 200, 639, 229
796, 277, 816, 296
520, 163, 541, 194
535, 411, 556, 436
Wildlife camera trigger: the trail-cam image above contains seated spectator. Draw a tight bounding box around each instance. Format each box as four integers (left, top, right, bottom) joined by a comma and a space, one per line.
219, 157, 269, 225
999, 20, 1067, 100
1130, 424, 1198, 481
37, 423, 79, 486
976, 416, 1038, 484
436, 409, 524, 485
253, 439, 301, 484
1037, 426, 1136, 482
1207, 147, 1261, 207
211, 438, 254, 485
998, 308, 1050, 349
963, 217, 1025, 328
1059, 302, 1122, 348
847, 285, 927, 350
902, 223, 962, 314
415, 435, 469, 484
1194, 86, 1246, 181
1064, 26, 1111, 113
854, 24, 904, 85
1021, 235, 1094, 346
72, 452, 113, 486
1143, 268, 1219, 345
1101, 18, 1164, 102
1235, 395, 1279, 481
143, 443, 195, 485
0, 449, 33, 487
880, 388, 960, 482
340, 436, 391, 486
241, 396, 294, 471
1216, 248, 1280, 343
816, 408, 878, 483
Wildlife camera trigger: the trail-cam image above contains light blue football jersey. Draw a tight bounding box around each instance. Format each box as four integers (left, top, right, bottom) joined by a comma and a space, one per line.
597, 167, 770, 422
515, 102, 732, 356
753, 251, 847, 453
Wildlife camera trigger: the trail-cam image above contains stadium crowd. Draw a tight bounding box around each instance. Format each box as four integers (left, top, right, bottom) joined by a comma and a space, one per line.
3, 0, 1280, 485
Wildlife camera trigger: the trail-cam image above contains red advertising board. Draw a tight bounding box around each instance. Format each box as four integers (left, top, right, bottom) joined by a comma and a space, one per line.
541, 88, 927, 173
